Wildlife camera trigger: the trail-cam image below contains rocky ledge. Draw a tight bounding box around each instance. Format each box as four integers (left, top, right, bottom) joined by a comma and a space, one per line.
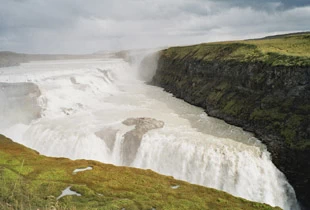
122, 117, 164, 165
151, 33, 310, 209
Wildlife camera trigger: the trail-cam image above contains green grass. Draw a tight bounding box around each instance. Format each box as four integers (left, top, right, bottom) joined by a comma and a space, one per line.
0, 135, 281, 210
244, 33, 310, 57
163, 32, 310, 66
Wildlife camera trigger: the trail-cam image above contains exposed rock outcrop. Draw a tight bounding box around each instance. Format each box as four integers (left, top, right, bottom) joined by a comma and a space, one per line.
122, 117, 164, 165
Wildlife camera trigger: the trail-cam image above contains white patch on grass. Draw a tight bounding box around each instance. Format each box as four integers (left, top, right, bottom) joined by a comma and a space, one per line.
171, 185, 180, 189
57, 186, 81, 200
72, 166, 93, 174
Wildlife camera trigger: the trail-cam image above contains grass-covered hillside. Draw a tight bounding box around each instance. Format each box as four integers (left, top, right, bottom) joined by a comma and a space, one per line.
0, 135, 280, 210
163, 32, 310, 66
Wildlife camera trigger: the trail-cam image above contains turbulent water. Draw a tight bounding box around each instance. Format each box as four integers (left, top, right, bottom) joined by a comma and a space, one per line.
0, 57, 300, 210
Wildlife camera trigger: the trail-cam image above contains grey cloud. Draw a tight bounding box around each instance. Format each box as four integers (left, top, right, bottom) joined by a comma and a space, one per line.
0, 0, 76, 30
212, 0, 310, 10
0, 0, 309, 54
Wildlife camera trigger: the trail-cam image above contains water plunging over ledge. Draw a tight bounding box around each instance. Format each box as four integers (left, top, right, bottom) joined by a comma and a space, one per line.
0, 58, 299, 210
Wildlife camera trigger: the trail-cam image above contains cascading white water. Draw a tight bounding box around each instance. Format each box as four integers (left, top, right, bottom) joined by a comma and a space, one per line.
0, 57, 300, 210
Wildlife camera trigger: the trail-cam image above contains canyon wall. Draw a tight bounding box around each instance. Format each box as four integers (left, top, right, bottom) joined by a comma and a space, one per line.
151, 47, 310, 209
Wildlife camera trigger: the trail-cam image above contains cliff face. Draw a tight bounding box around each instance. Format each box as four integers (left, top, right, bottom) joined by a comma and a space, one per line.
151, 38, 310, 209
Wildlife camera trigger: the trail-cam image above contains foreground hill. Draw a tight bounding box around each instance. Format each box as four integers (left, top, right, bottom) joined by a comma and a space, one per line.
0, 135, 279, 210
151, 32, 310, 209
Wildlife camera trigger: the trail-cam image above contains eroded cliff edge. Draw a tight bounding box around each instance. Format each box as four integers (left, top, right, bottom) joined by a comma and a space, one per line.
151, 33, 310, 209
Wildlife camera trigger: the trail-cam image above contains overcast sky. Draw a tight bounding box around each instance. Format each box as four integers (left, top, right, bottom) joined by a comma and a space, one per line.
0, 0, 309, 54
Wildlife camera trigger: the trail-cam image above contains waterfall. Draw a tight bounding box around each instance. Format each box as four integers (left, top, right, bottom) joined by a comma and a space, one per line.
0, 58, 300, 210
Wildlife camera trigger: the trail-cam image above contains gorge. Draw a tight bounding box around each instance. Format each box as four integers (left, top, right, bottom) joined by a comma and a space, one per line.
151, 33, 310, 209
0, 45, 304, 209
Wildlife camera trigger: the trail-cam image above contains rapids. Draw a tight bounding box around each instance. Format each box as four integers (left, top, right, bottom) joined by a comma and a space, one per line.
0, 57, 300, 210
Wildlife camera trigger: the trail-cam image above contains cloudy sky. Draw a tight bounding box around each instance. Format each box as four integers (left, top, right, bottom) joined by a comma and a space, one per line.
0, 0, 309, 54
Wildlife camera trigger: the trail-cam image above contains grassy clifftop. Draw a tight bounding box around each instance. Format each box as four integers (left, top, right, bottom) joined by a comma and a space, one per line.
163, 32, 310, 66
0, 135, 280, 210
157, 33, 310, 150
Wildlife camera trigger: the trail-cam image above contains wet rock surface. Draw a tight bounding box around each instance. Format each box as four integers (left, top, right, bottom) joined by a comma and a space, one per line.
95, 128, 118, 151
122, 117, 164, 165
152, 55, 310, 209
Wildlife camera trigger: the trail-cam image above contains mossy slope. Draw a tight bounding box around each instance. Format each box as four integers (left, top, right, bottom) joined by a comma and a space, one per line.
0, 135, 280, 210
164, 32, 310, 66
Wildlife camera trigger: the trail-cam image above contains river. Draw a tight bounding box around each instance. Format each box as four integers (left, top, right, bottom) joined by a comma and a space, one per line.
0, 57, 299, 210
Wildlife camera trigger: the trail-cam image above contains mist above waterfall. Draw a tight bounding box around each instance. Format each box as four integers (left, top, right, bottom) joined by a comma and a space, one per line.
0, 57, 300, 210
0, 82, 41, 128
